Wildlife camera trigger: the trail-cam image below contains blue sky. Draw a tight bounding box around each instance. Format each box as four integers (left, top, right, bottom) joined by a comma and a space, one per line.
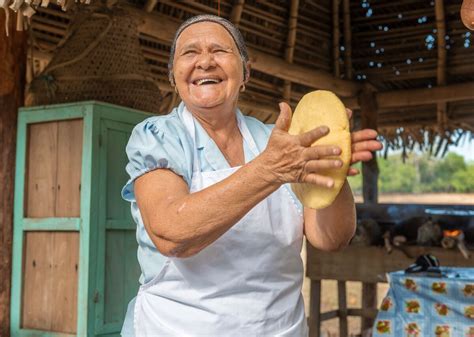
451, 139, 474, 162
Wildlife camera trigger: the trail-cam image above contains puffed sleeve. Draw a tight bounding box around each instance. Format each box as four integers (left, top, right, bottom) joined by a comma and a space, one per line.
121, 116, 192, 202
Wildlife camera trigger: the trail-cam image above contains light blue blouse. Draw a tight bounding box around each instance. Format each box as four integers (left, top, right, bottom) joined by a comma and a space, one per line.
121, 102, 303, 285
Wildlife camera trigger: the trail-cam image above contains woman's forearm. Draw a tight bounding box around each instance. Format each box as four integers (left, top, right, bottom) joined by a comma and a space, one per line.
305, 181, 356, 251
144, 157, 279, 257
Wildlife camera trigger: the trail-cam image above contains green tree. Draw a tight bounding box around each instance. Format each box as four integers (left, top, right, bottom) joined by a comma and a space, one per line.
430, 153, 467, 192
451, 164, 474, 192
378, 155, 417, 193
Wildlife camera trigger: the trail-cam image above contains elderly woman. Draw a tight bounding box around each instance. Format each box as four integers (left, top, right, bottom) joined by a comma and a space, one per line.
121, 14, 382, 337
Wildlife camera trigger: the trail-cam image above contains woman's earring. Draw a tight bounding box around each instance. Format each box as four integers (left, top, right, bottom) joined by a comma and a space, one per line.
240, 83, 246, 92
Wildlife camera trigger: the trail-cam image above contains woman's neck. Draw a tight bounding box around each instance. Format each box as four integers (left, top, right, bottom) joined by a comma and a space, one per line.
188, 102, 239, 137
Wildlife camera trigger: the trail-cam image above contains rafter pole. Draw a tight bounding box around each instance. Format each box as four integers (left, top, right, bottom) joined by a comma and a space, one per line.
283, 0, 299, 103
144, 0, 159, 13
435, 0, 448, 132
342, 0, 353, 79
332, 0, 341, 78
230, 0, 245, 26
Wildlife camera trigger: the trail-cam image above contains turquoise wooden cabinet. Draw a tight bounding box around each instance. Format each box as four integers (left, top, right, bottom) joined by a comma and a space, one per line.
11, 101, 150, 337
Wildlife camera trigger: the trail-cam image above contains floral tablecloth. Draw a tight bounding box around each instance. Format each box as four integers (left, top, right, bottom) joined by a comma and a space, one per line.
373, 268, 474, 337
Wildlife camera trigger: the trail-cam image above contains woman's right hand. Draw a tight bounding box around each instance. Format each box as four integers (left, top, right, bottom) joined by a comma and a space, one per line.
257, 102, 343, 188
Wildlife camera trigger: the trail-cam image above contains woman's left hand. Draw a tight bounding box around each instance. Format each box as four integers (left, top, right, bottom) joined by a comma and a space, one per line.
345, 108, 383, 176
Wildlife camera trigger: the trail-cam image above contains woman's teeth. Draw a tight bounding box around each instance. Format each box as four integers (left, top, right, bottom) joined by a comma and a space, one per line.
195, 78, 220, 85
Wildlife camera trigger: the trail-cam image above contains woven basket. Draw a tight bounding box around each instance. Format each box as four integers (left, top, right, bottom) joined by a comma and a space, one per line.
27, 4, 162, 114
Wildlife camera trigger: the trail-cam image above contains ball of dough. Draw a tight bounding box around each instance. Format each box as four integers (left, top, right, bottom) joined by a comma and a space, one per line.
288, 90, 351, 209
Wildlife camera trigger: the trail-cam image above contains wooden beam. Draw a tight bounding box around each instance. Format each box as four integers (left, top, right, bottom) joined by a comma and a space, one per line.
376, 82, 474, 108
125, 6, 362, 97
342, 0, 352, 79
283, 0, 299, 103
248, 49, 359, 97
230, 0, 245, 26
0, 12, 28, 337
144, 0, 159, 13
332, 0, 341, 78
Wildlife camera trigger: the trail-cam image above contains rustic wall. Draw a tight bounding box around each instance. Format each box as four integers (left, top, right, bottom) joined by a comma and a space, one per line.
0, 11, 28, 337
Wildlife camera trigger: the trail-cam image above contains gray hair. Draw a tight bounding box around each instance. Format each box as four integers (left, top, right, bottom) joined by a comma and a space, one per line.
168, 14, 250, 86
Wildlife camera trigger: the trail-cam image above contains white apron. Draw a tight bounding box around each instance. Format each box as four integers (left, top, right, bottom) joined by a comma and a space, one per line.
133, 108, 308, 336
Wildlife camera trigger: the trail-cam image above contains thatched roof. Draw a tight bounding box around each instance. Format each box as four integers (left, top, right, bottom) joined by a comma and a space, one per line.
22, 0, 474, 153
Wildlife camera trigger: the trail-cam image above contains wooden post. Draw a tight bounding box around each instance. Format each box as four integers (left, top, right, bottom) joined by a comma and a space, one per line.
361, 282, 377, 332
337, 281, 348, 337
342, 0, 352, 80
230, 0, 245, 26
144, 0, 158, 13
308, 280, 321, 337
283, 0, 299, 103
332, 0, 341, 78
359, 85, 379, 204
358, 84, 379, 332
0, 12, 28, 337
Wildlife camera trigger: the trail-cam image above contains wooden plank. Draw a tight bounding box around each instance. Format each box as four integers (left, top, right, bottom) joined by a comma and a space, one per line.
56, 119, 83, 217
23, 218, 81, 231
104, 230, 125, 325
306, 245, 474, 283
50, 232, 79, 333
308, 280, 321, 337
124, 231, 141, 308
21, 232, 78, 333
26, 122, 58, 217
0, 11, 27, 336
337, 281, 348, 337
11, 115, 27, 336
77, 108, 98, 337
106, 128, 132, 220
21, 232, 54, 330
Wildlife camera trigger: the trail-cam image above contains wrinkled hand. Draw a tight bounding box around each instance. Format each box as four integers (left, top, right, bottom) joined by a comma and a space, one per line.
259, 102, 343, 188
345, 108, 383, 176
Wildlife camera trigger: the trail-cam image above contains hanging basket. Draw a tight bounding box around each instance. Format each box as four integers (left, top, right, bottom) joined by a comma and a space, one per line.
26, 4, 163, 114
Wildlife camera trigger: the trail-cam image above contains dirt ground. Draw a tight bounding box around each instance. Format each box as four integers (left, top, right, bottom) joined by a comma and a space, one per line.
301, 193, 474, 337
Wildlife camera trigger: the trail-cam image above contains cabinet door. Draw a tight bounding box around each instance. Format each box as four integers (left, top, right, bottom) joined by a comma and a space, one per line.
95, 119, 141, 336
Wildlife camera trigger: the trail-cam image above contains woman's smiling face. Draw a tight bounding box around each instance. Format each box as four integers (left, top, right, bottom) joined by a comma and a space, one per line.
173, 22, 247, 111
